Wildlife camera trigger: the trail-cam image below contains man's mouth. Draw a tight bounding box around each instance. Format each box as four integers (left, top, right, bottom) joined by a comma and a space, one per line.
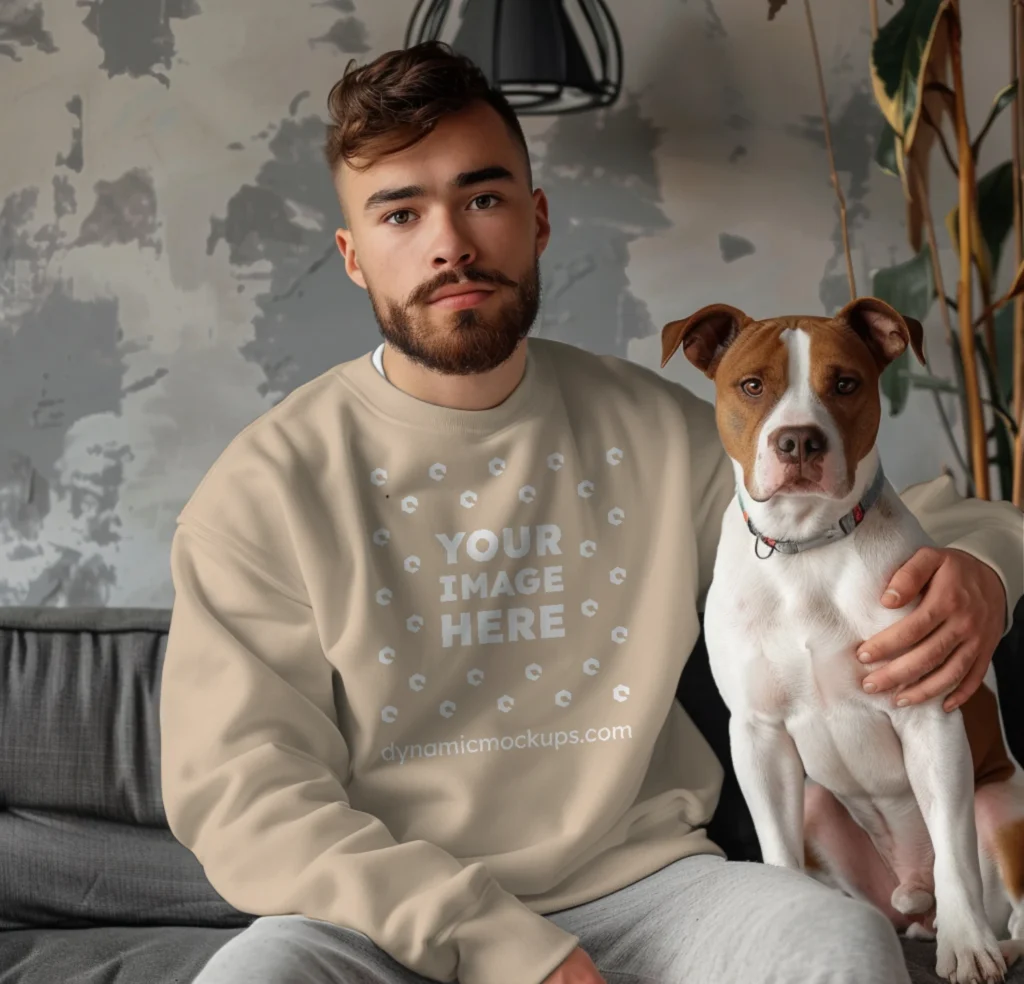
427, 288, 495, 310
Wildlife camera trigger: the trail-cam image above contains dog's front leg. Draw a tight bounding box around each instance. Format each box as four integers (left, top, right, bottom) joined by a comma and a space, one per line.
893, 705, 1006, 983
729, 712, 805, 869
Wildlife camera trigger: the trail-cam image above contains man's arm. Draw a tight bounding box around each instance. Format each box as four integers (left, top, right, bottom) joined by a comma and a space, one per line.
899, 474, 1024, 636
160, 519, 579, 984
854, 476, 1024, 710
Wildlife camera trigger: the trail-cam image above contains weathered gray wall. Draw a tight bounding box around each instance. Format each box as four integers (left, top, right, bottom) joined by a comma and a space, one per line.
0, 0, 1016, 606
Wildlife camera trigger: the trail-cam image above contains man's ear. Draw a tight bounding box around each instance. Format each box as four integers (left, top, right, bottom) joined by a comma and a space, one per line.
533, 187, 551, 259
661, 303, 750, 378
836, 296, 926, 369
335, 227, 367, 289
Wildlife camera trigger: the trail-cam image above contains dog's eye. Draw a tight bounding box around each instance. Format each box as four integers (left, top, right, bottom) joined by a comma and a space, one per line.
740, 378, 763, 397
836, 377, 859, 395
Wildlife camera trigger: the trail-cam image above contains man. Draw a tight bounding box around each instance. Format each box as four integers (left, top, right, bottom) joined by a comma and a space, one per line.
161, 41, 1023, 984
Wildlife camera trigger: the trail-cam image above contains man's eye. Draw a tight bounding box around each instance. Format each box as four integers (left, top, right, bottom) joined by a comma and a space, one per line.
385, 210, 414, 225
470, 194, 499, 209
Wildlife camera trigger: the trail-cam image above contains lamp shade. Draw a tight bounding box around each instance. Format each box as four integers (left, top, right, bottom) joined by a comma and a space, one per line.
405, 0, 623, 115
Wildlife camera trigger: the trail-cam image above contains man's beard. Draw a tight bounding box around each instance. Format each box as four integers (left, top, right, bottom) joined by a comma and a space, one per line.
367, 261, 541, 376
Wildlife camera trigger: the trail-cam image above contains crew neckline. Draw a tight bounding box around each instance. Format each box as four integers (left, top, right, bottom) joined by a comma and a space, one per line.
372, 342, 386, 377
334, 339, 552, 436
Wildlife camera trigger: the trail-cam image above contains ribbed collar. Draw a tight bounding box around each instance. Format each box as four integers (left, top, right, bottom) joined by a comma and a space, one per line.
332, 340, 553, 437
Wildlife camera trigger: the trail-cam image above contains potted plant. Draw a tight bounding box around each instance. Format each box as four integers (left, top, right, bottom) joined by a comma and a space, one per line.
770, 0, 1024, 505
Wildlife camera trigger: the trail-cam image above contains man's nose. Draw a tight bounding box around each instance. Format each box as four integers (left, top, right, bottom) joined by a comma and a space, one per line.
771, 425, 828, 463
430, 214, 477, 269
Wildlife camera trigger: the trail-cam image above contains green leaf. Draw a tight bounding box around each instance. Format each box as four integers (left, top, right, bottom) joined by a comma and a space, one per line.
973, 81, 1019, 158
978, 161, 1015, 284
875, 121, 900, 177
870, 0, 951, 149
946, 160, 1014, 292
872, 244, 937, 417
994, 80, 1019, 113
872, 243, 937, 322
882, 350, 913, 416
994, 302, 1014, 404
905, 373, 958, 393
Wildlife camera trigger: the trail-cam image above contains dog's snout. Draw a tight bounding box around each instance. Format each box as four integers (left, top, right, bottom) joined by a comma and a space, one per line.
773, 426, 828, 462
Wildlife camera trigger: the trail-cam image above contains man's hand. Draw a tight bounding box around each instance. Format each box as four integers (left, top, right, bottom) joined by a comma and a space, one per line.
542, 947, 608, 984
856, 547, 1006, 712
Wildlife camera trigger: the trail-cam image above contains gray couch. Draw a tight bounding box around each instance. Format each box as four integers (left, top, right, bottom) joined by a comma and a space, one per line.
1, 602, 1022, 984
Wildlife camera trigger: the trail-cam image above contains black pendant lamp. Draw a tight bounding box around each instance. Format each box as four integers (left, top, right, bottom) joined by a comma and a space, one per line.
405, 0, 623, 115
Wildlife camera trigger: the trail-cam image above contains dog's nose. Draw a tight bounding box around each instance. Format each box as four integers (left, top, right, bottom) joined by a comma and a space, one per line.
773, 426, 828, 462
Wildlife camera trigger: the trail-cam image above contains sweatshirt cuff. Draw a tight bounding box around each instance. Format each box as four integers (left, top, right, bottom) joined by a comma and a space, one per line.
443, 878, 580, 984
948, 528, 1023, 638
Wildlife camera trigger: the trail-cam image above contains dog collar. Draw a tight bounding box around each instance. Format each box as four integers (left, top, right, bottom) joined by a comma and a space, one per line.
737, 464, 886, 558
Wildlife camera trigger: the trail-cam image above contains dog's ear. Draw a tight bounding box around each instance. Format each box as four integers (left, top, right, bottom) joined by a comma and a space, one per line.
836, 296, 926, 369
661, 303, 750, 378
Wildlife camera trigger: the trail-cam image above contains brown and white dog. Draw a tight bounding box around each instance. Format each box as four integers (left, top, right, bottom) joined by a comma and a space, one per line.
661, 296, 1024, 983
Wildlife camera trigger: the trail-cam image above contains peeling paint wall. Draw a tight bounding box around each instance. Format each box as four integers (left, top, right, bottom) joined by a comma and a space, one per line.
1, 0, 1016, 607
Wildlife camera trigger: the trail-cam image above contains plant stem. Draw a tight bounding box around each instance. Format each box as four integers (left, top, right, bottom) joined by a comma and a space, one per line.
931, 390, 972, 483
871, 0, 968, 487
977, 268, 1001, 384
911, 159, 975, 491
949, 3, 990, 498
977, 337, 1018, 496
922, 106, 960, 176
976, 337, 1019, 437
973, 293, 1010, 328
805, 0, 856, 301
1013, 0, 1024, 505
924, 80, 958, 113
904, 369, 1014, 430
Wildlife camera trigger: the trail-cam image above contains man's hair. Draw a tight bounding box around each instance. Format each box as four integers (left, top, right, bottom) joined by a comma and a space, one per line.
323, 41, 532, 186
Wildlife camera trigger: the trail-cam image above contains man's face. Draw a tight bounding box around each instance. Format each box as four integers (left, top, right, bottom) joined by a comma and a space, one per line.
334, 101, 551, 376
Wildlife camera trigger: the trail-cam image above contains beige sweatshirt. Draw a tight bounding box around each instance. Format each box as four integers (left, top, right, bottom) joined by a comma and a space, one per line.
160, 337, 1023, 984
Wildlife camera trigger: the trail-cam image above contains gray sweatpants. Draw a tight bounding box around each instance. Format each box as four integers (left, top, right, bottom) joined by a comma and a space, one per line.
192, 854, 914, 983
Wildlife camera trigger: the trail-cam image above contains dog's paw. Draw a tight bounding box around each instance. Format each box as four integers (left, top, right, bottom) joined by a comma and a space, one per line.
1009, 906, 1024, 941
906, 922, 936, 941
892, 884, 935, 916
999, 940, 1024, 969
936, 922, 1007, 983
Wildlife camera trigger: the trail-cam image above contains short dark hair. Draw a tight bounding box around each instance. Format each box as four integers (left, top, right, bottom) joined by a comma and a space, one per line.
323, 41, 532, 186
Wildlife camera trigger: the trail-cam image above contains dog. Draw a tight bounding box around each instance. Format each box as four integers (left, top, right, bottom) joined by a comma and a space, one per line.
661, 296, 1024, 983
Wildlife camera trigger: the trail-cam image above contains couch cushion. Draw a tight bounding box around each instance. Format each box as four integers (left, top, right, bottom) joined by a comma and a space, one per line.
0, 924, 243, 984
0, 608, 170, 825
0, 608, 257, 931
0, 808, 254, 930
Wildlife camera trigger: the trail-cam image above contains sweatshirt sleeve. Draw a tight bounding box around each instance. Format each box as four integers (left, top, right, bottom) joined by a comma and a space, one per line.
899, 474, 1024, 636
671, 383, 736, 612
160, 518, 580, 984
